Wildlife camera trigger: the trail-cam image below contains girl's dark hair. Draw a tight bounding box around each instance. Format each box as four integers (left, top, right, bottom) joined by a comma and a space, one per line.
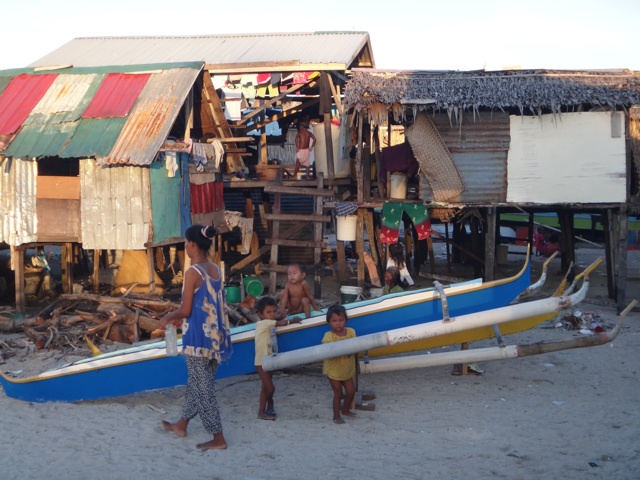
389, 243, 406, 270
256, 296, 277, 313
185, 224, 216, 252
326, 303, 348, 323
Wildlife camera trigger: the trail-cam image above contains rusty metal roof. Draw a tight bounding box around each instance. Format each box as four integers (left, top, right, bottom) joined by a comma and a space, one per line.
0, 62, 203, 164
29, 32, 375, 72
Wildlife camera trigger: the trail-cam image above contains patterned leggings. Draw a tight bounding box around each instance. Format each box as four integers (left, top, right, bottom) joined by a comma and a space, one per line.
182, 356, 223, 436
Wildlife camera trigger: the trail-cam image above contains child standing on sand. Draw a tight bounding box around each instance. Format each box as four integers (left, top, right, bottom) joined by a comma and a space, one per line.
254, 296, 301, 421
321, 304, 357, 424
279, 263, 320, 319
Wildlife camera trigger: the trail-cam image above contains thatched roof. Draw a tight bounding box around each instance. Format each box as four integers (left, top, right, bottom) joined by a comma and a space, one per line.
344, 68, 640, 125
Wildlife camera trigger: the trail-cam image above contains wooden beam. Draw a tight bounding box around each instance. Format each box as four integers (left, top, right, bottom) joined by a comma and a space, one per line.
264, 185, 334, 197
263, 213, 330, 222
204, 63, 346, 74
266, 238, 327, 248
236, 80, 317, 125
251, 98, 320, 130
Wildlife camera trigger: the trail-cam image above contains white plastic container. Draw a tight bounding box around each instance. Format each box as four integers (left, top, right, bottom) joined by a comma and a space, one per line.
390, 173, 408, 199
336, 215, 357, 241
312, 122, 351, 178
165, 325, 178, 356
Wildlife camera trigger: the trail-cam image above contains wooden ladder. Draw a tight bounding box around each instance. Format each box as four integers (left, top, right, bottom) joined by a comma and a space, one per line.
262, 173, 334, 298
201, 71, 247, 171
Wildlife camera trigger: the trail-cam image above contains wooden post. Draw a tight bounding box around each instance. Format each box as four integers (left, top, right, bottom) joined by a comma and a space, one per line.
93, 249, 101, 293
12, 245, 25, 313
61, 243, 74, 294
356, 113, 364, 203
146, 247, 156, 293
313, 173, 325, 299
356, 209, 365, 284
320, 72, 335, 180
616, 204, 628, 313
485, 207, 496, 281
558, 208, 576, 273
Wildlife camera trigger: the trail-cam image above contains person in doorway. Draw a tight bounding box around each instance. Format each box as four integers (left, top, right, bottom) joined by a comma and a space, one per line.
159, 225, 233, 451
279, 263, 320, 319
386, 243, 414, 288
321, 304, 358, 424
254, 296, 302, 421
292, 115, 316, 179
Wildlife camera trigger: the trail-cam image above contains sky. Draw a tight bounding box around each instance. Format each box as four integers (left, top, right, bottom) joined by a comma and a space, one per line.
1, 0, 639, 71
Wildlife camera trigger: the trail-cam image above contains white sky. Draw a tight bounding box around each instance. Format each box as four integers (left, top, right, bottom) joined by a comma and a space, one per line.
1, 0, 639, 71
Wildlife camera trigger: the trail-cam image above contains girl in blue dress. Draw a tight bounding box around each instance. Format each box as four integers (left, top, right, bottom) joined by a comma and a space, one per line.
159, 224, 233, 450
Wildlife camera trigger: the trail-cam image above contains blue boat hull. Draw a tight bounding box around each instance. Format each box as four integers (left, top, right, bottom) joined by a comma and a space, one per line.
0, 256, 531, 402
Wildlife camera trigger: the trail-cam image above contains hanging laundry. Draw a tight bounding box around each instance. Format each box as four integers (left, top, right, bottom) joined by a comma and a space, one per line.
380, 202, 431, 245
378, 142, 419, 190
241, 74, 258, 104
210, 138, 224, 170
165, 151, 178, 177
225, 211, 254, 255
191, 142, 208, 172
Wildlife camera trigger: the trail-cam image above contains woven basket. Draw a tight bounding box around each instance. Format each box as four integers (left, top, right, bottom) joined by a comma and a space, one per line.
405, 113, 465, 202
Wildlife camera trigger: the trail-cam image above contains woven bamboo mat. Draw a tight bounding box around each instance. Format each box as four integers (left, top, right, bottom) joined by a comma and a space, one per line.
405, 113, 465, 202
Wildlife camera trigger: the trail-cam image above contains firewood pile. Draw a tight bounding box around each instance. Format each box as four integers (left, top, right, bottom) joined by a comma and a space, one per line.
0, 292, 180, 356
0, 291, 260, 362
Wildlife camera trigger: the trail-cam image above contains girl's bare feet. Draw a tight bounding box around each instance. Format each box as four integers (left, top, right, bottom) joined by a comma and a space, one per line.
197, 433, 227, 450
333, 417, 345, 424
162, 420, 187, 437
341, 410, 357, 418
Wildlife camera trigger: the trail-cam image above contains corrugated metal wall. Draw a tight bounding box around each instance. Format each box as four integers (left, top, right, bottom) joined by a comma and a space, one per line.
0, 157, 37, 245
418, 112, 510, 204
80, 159, 151, 249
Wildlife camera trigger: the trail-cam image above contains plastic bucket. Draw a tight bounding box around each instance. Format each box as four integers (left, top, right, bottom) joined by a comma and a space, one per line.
390, 173, 407, 199
369, 287, 383, 299
225, 286, 241, 303
340, 286, 363, 304
337, 215, 357, 241
243, 276, 265, 297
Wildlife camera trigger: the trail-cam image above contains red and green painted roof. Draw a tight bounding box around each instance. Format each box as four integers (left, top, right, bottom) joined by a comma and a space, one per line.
0, 62, 203, 165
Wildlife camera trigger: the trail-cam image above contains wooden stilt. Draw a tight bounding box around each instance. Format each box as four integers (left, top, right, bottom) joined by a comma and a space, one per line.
452, 342, 469, 376
93, 249, 101, 293
12, 245, 25, 313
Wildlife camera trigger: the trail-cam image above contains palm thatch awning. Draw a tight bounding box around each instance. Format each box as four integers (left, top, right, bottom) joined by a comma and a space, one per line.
344, 68, 640, 125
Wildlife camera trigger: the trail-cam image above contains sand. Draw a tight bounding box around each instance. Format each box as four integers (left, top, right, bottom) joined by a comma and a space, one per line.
1, 247, 639, 480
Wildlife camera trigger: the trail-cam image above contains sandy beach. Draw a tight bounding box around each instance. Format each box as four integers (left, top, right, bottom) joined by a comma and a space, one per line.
1, 247, 639, 480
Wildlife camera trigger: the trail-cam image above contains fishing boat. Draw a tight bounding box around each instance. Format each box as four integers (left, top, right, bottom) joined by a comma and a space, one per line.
1, 249, 536, 403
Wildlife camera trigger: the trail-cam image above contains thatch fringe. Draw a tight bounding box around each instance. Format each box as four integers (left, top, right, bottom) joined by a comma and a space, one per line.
344, 69, 640, 123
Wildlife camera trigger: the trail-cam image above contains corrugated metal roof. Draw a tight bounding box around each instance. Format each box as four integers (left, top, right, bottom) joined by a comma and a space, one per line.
99, 67, 201, 165
0, 62, 203, 163
29, 32, 374, 71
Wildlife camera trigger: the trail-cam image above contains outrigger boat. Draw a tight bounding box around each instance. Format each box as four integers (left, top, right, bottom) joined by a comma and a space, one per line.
0, 248, 589, 403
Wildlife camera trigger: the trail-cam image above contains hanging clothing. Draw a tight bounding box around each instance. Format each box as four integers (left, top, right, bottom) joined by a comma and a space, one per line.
380, 202, 431, 245
225, 211, 254, 255
378, 142, 419, 187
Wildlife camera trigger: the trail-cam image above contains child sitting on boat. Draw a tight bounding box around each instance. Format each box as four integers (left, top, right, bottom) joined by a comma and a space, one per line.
321, 304, 358, 424
254, 296, 301, 421
278, 263, 320, 319
382, 267, 404, 295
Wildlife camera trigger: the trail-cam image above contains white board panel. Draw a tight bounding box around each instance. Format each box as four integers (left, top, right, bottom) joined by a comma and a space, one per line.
507, 112, 626, 203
